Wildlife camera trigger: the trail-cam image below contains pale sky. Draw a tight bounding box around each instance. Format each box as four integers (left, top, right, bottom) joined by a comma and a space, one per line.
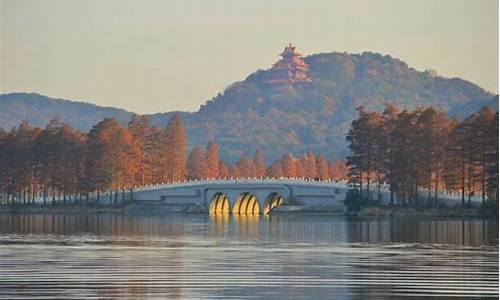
1, 0, 498, 113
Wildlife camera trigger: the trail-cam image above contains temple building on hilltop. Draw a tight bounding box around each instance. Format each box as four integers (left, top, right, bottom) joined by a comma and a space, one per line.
267, 44, 311, 84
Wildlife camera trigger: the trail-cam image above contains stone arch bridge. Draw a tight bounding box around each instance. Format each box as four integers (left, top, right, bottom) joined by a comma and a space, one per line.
130, 179, 350, 214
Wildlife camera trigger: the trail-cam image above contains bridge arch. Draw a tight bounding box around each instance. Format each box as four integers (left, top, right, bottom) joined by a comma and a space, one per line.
232, 192, 260, 215
209, 193, 231, 214
263, 192, 284, 214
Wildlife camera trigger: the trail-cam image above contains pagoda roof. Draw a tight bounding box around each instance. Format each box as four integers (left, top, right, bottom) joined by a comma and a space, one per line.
267, 44, 311, 84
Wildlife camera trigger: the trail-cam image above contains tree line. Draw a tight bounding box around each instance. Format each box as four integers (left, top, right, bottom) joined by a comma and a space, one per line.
0, 114, 347, 205
187, 146, 347, 181
346, 105, 498, 207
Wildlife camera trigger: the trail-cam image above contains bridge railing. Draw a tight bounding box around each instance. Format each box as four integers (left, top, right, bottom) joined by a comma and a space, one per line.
131, 177, 352, 192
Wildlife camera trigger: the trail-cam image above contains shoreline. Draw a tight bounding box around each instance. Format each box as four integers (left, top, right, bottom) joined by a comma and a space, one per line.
0, 204, 497, 218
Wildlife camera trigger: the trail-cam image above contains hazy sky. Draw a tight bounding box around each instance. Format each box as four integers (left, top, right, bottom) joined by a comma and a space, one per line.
1, 0, 498, 113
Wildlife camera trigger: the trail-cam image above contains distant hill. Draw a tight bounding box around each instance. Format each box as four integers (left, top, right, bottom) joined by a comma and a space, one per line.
0, 93, 134, 131
0, 51, 497, 163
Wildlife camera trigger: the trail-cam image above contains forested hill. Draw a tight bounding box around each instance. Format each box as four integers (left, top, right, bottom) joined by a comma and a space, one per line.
0, 51, 497, 162
168, 52, 496, 163
0, 93, 134, 131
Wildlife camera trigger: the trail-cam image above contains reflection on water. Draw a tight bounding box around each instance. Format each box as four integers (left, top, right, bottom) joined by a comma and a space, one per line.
0, 213, 497, 299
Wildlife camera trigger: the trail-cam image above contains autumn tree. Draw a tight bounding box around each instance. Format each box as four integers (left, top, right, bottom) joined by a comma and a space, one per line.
206, 142, 219, 179
303, 152, 317, 178
316, 155, 329, 180
281, 153, 297, 178
254, 150, 266, 178
187, 145, 208, 180
268, 160, 283, 178
128, 115, 152, 186
218, 161, 230, 178
85, 118, 140, 204
346, 107, 385, 201
164, 114, 187, 182
296, 158, 306, 178
381, 104, 400, 205
236, 157, 256, 178
329, 160, 342, 180
148, 126, 165, 184
2, 122, 41, 204
229, 164, 240, 178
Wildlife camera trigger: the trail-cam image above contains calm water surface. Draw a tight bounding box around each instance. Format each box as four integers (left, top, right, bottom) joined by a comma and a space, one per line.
0, 213, 497, 299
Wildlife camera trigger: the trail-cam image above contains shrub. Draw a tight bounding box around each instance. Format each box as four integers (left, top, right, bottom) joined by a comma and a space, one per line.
343, 188, 365, 214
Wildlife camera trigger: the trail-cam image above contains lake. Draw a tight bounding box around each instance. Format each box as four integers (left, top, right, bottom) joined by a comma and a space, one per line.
0, 213, 497, 299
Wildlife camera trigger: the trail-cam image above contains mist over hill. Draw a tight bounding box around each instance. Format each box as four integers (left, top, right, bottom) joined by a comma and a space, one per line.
0, 51, 496, 163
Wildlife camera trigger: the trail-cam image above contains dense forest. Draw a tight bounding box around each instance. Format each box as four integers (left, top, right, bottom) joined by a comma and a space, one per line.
1, 51, 497, 163
347, 105, 498, 206
0, 115, 348, 204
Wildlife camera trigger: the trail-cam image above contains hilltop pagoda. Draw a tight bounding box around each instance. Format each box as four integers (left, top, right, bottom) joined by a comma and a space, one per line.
267, 44, 311, 84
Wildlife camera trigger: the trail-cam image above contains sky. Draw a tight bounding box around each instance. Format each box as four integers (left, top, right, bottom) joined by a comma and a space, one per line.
1, 0, 498, 114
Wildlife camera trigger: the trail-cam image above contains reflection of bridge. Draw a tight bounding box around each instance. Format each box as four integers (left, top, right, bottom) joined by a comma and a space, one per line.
131, 179, 350, 214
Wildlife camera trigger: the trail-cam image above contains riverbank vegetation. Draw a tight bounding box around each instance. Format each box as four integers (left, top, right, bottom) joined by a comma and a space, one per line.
346, 105, 498, 208
0, 115, 347, 204
0, 104, 497, 211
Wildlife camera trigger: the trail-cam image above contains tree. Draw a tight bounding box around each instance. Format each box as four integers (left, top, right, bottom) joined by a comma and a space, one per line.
48, 122, 86, 204
206, 142, 220, 179
346, 106, 385, 201
148, 126, 165, 184
218, 161, 230, 178
343, 188, 365, 215
85, 118, 140, 204
316, 155, 329, 180
187, 146, 208, 180
329, 160, 342, 180
303, 152, 317, 178
486, 112, 499, 204
229, 164, 240, 178
414, 107, 454, 206
236, 157, 256, 178
268, 161, 283, 177
254, 150, 266, 178
381, 104, 400, 205
296, 158, 306, 178
3, 122, 41, 204
471, 107, 497, 204
281, 153, 297, 177
128, 115, 152, 186
164, 114, 187, 182
0, 129, 7, 203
